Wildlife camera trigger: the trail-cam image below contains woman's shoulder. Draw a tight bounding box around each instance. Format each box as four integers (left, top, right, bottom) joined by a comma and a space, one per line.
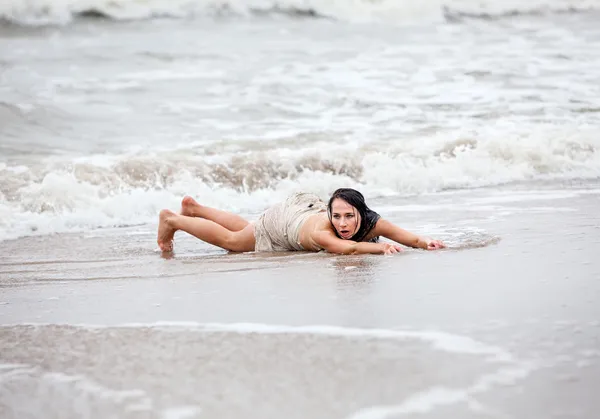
303, 212, 332, 234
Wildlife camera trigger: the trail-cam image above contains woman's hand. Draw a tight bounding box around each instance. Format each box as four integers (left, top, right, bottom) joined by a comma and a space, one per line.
426, 239, 445, 250
382, 243, 404, 255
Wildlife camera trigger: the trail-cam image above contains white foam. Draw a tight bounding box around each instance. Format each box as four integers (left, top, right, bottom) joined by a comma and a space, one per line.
1, 122, 598, 242
0, 362, 152, 412
467, 191, 582, 204
0, 361, 203, 419
0, 323, 532, 419
162, 406, 203, 419
0, 363, 32, 371
0, 322, 513, 361
373, 204, 577, 213
346, 364, 533, 419
347, 387, 470, 419
1, 0, 599, 25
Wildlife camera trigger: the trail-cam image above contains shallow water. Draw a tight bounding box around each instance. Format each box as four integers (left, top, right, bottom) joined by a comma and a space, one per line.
1, 185, 599, 418
1, 2, 600, 418
1, 3, 600, 241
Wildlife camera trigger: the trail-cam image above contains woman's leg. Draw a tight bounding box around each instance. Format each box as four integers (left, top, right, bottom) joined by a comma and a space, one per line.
180, 196, 249, 232
157, 209, 255, 253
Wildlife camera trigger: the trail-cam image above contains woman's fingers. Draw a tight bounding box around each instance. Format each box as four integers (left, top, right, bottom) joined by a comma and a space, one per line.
426, 239, 446, 250
383, 244, 405, 255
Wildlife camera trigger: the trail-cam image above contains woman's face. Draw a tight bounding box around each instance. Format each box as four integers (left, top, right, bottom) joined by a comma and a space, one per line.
330, 198, 360, 240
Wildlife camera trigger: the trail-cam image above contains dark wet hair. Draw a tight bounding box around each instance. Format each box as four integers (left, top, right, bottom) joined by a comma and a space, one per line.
327, 188, 380, 242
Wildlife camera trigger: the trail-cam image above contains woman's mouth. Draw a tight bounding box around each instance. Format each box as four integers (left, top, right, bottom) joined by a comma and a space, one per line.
339, 230, 351, 237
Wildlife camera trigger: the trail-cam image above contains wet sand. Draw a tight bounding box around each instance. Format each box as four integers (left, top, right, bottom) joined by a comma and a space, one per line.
1, 184, 599, 419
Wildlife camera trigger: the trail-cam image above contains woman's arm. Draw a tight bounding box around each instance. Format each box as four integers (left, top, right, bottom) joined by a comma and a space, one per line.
312, 230, 402, 255
373, 218, 445, 250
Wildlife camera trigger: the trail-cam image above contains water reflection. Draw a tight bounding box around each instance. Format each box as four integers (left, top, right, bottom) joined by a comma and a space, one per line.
330, 255, 379, 291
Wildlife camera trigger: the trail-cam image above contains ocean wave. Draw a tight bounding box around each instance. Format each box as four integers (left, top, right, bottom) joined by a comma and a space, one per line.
0, 125, 598, 241
442, 2, 599, 22
1, 0, 599, 26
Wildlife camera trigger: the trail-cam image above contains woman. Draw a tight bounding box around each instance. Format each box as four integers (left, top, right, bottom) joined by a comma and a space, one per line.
157, 188, 445, 255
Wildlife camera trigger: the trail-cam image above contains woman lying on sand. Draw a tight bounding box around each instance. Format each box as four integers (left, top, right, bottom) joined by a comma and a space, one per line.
157, 188, 445, 255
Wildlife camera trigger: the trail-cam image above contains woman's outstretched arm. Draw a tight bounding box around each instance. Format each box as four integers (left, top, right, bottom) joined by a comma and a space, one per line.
373, 219, 445, 250
312, 229, 403, 255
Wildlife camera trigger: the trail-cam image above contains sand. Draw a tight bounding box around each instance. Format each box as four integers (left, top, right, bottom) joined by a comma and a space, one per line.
1, 183, 599, 419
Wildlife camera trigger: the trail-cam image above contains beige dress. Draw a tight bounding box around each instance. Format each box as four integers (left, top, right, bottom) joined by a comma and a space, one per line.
254, 192, 326, 252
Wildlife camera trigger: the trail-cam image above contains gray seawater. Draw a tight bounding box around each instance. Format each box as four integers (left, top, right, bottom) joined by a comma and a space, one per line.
1, 3, 600, 418
1, 5, 599, 241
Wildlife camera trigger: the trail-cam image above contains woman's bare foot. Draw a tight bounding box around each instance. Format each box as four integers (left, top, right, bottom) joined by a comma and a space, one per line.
180, 196, 203, 217
157, 209, 177, 252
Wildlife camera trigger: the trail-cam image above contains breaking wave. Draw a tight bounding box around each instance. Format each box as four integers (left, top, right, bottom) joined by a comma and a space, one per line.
1, 0, 599, 26
0, 125, 598, 241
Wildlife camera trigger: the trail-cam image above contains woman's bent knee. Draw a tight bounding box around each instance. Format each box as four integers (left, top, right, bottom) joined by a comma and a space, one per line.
224, 226, 255, 252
